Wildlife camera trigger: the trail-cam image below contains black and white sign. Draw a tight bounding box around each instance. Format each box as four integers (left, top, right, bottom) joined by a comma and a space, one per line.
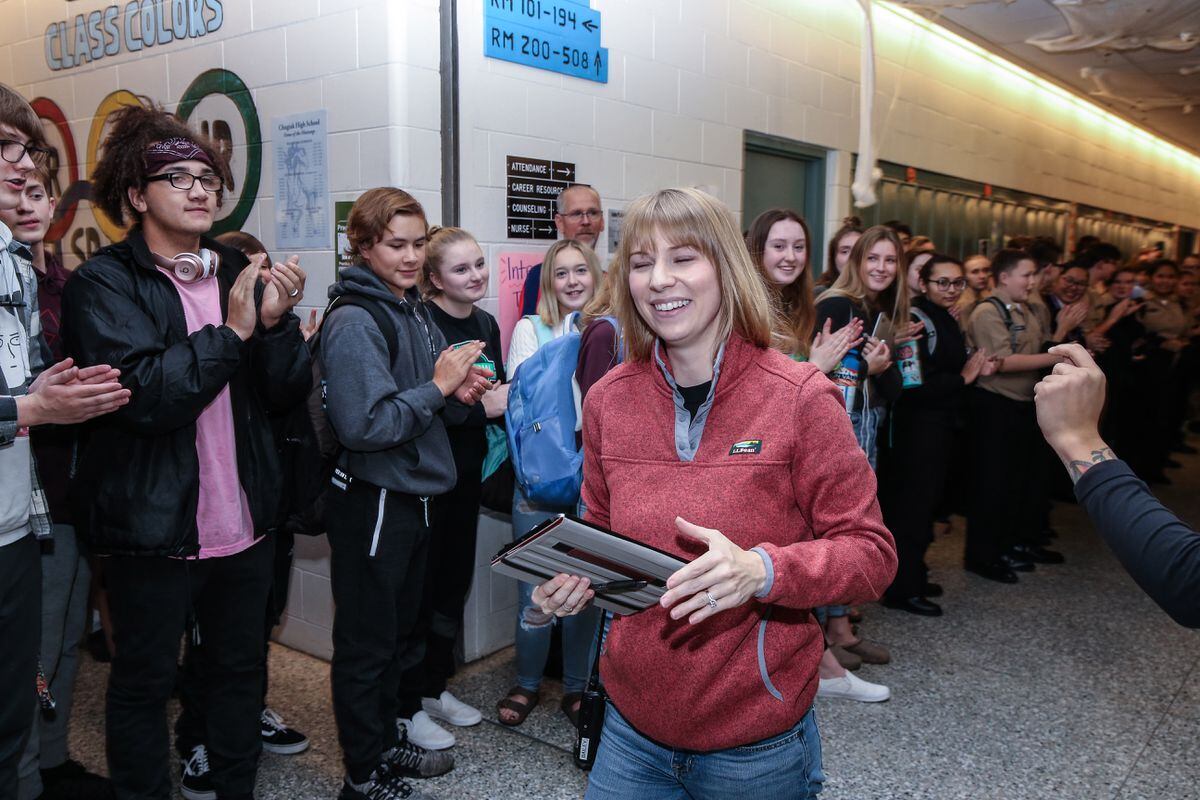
506, 155, 576, 240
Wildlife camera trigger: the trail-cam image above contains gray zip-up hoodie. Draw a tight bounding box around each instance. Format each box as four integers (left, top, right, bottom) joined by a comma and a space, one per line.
320, 266, 468, 495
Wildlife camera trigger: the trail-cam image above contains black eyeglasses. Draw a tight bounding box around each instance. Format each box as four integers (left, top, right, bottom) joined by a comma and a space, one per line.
0, 139, 51, 167
561, 209, 602, 222
929, 278, 967, 291
145, 172, 225, 192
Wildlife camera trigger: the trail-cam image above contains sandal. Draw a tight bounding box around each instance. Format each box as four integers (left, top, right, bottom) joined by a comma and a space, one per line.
496, 686, 539, 727
561, 692, 583, 728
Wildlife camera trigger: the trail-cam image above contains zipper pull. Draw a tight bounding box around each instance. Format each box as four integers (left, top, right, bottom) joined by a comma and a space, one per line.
421, 496, 431, 527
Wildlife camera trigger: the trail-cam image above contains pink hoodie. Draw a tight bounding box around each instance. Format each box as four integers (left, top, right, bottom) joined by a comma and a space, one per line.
582, 333, 896, 751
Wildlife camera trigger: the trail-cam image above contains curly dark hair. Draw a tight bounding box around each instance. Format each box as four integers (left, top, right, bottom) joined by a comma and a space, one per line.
90, 103, 231, 227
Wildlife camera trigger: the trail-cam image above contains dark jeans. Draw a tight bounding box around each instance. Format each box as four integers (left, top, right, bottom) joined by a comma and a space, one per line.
0, 535, 40, 800
176, 532, 295, 754
398, 465, 482, 715
879, 410, 953, 599
18, 525, 92, 800
964, 389, 1045, 566
328, 483, 431, 784
105, 539, 273, 800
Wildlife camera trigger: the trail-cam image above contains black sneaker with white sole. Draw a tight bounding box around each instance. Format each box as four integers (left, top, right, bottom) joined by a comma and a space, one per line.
179, 744, 216, 800
385, 725, 454, 779
338, 766, 436, 800
260, 707, 310, 754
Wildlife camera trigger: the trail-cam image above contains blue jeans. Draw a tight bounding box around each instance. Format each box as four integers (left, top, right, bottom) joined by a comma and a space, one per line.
586, 701, 824, 799
848, 405, 886, 470
511, 487, 599, 695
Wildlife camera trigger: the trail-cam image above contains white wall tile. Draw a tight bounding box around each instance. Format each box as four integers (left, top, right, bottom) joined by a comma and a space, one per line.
654, 20, 704, 74
652, 111, 703, 162
622, 54, 679, 113
286, 10, 356, 82
223, 27, 287, 90
253, 0, 320, 30
678, 69, 725, 124
701, 122, 742, 169
703, 34, 747, 86
325, 64, 389, 132
595, 97, 653, 155
623, 153, 678, 198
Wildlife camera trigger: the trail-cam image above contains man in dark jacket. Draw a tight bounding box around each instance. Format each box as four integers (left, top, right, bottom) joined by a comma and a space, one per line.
1036, 343, 1200, 628
61, 107, 310, 800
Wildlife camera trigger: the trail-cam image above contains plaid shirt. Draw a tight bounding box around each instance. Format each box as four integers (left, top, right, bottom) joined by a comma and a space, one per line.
0, 221, 51, 540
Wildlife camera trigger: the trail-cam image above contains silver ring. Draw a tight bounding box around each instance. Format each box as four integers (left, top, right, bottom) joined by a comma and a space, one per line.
288, 289, 299, 297
561, 605, 574, 614
705, 591, 718, 610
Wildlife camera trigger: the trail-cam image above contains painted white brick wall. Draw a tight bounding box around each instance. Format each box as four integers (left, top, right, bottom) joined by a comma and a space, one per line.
0, 0, 441, 661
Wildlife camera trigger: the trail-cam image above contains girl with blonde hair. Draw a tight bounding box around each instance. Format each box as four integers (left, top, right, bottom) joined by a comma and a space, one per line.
530, 188, 895, 798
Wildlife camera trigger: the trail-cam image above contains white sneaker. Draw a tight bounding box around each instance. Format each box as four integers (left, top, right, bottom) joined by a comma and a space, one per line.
422, 690, 483, 727
397, 710, 456, 750
817, 671, 891, 702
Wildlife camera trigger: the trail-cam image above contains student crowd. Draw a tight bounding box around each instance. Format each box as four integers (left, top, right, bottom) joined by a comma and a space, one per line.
0, 84, 1196, 800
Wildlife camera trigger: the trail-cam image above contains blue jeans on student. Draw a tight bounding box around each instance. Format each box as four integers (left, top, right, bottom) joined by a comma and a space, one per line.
511, 487, 599, 695
819, 406, 887, 624
586, 701, 824, 799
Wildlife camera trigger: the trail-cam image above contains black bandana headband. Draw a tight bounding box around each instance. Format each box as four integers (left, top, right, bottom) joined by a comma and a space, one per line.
144, 137, 215, 174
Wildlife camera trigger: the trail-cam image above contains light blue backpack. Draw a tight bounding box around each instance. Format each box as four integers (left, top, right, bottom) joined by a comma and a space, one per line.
505, 313, 621, 506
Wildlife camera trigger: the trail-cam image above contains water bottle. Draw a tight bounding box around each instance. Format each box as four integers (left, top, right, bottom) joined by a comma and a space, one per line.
831, 348, 861, 411
897, 341, 923, 388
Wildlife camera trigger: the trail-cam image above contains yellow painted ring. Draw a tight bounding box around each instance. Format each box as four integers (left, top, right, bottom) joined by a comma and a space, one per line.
86, 90, 145, 242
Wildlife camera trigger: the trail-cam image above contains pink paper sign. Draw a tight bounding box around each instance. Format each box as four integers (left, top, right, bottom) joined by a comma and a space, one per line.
497, 250, 544, 364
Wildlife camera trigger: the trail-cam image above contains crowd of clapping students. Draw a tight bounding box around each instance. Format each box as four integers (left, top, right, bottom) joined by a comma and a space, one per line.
1, 84, 1198, 800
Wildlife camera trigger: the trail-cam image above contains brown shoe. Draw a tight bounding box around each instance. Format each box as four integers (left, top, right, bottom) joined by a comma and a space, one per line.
828, 645, 862, 671
842, 638, 891, 665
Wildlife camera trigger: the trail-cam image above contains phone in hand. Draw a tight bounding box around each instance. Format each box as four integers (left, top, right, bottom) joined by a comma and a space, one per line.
1131, 285, 1146, 300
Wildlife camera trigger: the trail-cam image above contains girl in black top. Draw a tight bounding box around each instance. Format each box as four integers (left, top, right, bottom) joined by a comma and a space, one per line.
878, 255, 993, 615
398, 226, 508, 745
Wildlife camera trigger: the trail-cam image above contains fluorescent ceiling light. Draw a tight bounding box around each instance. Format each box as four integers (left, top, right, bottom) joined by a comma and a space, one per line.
877, 1, 1200, 172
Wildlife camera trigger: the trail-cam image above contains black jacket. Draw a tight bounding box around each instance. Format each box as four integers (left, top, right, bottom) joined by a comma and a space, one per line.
61, 228, 311, 557
896, 296, 968, 419
1077, 460, 1200, 628
814, 294, 903, 410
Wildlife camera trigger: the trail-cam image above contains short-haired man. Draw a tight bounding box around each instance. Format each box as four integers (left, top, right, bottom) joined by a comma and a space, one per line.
1, 165, 113, 800
517, 183, 604, 316
62, 106, 311, 800
0, 83, 130, 800
964, 249, 1069, 583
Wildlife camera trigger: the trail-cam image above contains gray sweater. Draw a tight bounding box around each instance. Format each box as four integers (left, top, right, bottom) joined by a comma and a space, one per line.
320, 267, 468, 495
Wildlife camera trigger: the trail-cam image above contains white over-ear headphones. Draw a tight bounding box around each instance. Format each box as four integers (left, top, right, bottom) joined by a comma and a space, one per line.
152, 249, 221, 283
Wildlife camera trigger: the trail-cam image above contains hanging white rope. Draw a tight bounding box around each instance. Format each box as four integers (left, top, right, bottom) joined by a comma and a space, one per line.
851, 0, 881, 208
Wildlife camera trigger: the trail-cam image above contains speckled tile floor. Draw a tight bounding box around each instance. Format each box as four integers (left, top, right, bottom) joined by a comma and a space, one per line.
66, 444, 1200, 800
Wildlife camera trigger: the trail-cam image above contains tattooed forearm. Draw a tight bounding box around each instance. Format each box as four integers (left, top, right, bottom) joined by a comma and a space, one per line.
1067, 447, 1118, 483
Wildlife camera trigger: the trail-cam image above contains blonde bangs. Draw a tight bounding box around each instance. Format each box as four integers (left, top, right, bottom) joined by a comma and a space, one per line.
611, 188, 774, 363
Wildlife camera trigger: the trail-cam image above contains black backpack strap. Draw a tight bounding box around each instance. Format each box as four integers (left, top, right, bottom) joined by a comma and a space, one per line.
984, 296, 1019, 354
319, 295, 400, 366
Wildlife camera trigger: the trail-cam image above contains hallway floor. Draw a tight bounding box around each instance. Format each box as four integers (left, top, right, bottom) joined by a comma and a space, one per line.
68, 448, 1200, 800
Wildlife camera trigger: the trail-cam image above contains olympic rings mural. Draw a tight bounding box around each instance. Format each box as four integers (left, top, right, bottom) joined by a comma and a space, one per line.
30, 67, 262, 264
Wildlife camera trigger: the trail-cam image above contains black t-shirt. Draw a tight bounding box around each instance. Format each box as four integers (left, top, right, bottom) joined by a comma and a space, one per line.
679, 380, 712, 421
424, 300, 507, 473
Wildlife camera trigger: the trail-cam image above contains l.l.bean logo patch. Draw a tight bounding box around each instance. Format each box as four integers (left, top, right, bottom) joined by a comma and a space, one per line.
729, 439, 762, 456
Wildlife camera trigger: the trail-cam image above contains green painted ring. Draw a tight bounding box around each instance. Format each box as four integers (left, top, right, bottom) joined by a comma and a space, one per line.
177, 69, 262, 236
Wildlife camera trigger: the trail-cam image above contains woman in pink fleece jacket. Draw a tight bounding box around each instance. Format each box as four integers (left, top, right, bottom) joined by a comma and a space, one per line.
532, 188, 897, 799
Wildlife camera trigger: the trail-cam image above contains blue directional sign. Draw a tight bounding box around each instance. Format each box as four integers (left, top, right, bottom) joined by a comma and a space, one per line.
485, 0, 608, 84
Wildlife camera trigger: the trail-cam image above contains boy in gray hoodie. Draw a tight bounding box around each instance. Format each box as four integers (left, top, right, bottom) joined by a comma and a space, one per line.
320, 187, 490, 800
